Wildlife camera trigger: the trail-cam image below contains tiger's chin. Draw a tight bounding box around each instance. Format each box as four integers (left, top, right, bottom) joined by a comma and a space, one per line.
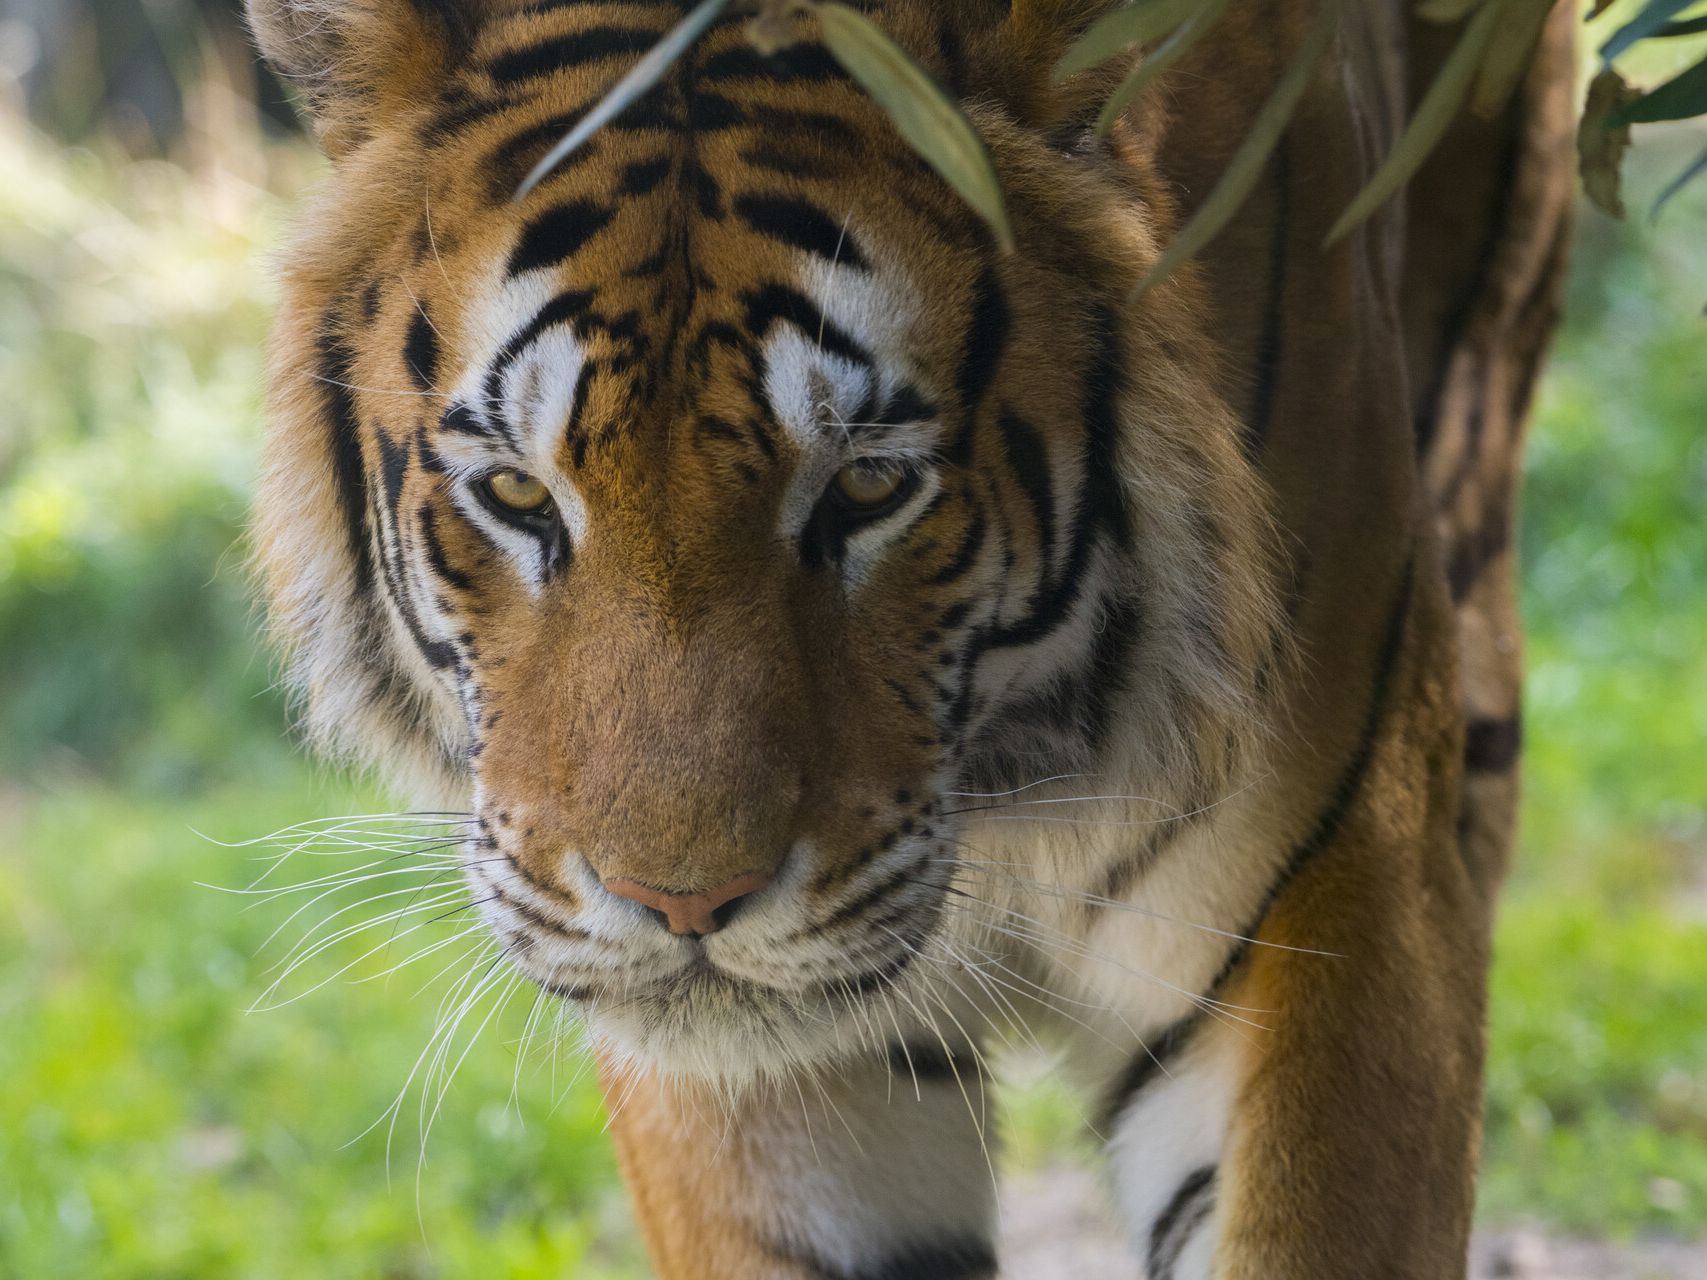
542, 955, 921, 1087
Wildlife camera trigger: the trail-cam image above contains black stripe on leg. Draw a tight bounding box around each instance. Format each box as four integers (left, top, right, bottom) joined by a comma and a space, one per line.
1233, 553, 1415, 937
1464, 714, 1521, 773
765, 1236, 997, 1280
1101, 555, 1417, 1131
855, 1239, 996, 1280
1148, 1165, 1218, 1280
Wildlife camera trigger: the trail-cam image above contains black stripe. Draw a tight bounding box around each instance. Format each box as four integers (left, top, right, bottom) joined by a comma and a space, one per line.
1413, 105, 1527, 458
927, 501, 987, 586
404, 309, 439, 392
316, 326, 374, 595
1464, 714, 1521, 773
508, 200, 615, 275
1202, 554, 1418, 986
699, 42, 845, 83
852, 1239, 996, 1280
561, 359, 598, 460
744, 105, 865, 153
372, 434, 458, 672
1079, 304, 1135, 547
441, 404, 493, 438
734, 193, 866, 267
743, 282, 871, 367
997, 411, 1054, 563
423, 90, 514, 144
1081, 593, 1142, 750
842, 945, 920, 998
1102, 559, 1415, 1129
886, 1040, 977, 1084
487, 26, 657, 87
1246, 555, 1414, 920
946, 267, 1008, 464
1147, 1165, 1218, 1280
808, 852, 926, 937
766, 1236, 996, 1280
483, 110, 606, 202
1099, 1014, 1202, 1130
974, 306, 1131, 647
406, 0, 476, 44
617, 154, 673, 196
376, 428, 409, 514
418, 504, 472, 593
505, 290, 597, 365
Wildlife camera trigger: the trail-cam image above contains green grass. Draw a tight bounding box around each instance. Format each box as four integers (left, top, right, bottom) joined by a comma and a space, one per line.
0, 775, 644, 1279
1, 85, 1704, 1272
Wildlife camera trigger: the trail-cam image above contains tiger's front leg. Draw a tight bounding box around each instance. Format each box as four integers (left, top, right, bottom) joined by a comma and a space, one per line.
599, 1047, 999, 1280
1102, 573, 1487, 1279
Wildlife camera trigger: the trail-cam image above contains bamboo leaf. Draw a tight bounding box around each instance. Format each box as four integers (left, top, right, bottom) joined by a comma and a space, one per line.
1599, 0, 1699, 66
1652, 142, 1707, 218
1134, 0, 1339, 297
1325, 0, 1504, 245
1054, 0, 1200, 83
1611, 55, 1707, 124
1470, 0, 1552, 118
514, 0, 731, 202
1095, 0, 1233, 134
813, 1, 1015, 252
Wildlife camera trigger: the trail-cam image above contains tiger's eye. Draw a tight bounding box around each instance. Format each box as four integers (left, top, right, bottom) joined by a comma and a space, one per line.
832, 460, 907, 510
483, 470, 551, 513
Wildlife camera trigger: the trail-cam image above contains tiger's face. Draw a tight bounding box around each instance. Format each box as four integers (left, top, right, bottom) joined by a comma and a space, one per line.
252, 0, 1281, 1081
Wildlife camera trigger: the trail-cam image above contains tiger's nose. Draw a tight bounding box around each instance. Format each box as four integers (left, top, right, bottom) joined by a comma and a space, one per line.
601, 872, 773, 937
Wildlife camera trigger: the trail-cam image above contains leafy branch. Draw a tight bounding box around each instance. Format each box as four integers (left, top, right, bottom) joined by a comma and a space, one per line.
516, 0, 1707, 288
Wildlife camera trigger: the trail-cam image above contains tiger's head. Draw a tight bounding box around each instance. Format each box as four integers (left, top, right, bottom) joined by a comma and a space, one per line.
250, 0, 1285, 1083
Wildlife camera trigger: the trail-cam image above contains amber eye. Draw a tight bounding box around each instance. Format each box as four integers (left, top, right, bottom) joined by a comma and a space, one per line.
831, 460, 909, 512
481, 470, 552, 515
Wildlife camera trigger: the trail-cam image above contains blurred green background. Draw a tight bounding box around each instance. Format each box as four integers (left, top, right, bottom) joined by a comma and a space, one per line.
1, 2, 1704, 1275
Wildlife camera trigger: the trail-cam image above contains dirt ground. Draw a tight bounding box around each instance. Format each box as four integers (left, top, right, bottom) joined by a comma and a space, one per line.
998, 1168, 1707, 1280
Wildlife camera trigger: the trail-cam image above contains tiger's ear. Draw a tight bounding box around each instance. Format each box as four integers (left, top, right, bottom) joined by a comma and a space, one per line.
245, 0, 477, 154
978, 0, 1128, 130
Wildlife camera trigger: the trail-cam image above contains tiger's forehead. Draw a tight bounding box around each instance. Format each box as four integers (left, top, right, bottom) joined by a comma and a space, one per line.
409, 96, 967, 500
346, 4, 1002, 519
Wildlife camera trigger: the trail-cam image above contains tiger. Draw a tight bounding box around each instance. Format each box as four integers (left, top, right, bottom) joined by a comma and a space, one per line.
245, 0, 1576, 1275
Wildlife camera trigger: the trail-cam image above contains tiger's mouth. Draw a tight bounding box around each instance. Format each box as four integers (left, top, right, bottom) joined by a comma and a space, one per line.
468, 842, 951, 1073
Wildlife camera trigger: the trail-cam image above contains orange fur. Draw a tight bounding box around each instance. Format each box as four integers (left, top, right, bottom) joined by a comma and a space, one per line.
249, 1, 1574, 1274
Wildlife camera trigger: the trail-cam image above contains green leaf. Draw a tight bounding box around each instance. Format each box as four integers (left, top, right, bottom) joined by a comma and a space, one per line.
513, 0, 732, 202
1611, 55, 1707, 124
1598, 0, 1699, 66
1134, 0, 1339, 296
1470, 0, 1552, 118
1325, 0, 1504, 245
813, 1, 1015, 252
1095, 0, 1233, 134
1054, 0, 1201, 83
1652, 142, 1707, 219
